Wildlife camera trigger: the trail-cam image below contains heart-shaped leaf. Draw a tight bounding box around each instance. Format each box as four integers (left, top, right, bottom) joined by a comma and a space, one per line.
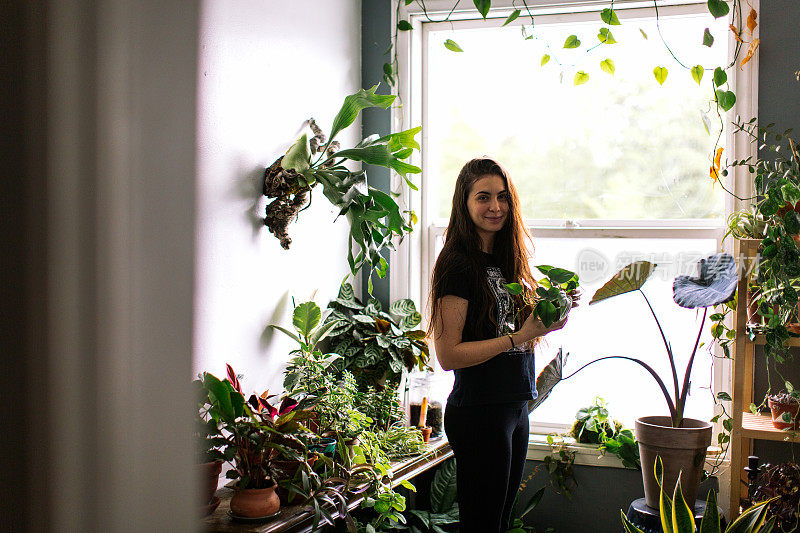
715, 89, 736, 111
474, 0, 491, 19
444, 39, 463, 52
590, 261, 656, 305
691, 65, 704, 85
541, 54, 551, 66
653, 66, 668, 85
601, 8, 621, 25
564, 35, 581, 49
503, 9, 521, 26
598, 28, 617, 44
708, 0, 730, 19
398, 20, 413, 31
703, 28, 714, 47
574, 71, 590, 85
600, 58, 616, 75
713, 67, 727, 87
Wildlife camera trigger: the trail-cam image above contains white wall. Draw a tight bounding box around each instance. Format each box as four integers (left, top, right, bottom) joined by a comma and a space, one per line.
194, 0, 362, 394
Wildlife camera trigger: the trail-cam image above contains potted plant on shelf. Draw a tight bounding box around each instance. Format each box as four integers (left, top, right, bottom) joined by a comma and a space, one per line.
767, 383, 800, 430
322, 282, 430, 390
203, 365, 315, 520
565, 253, 738, 509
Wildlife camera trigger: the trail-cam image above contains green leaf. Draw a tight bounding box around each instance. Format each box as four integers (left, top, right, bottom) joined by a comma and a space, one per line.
503, 9, 521, 26
598, 28, 617, 44
389, 298, 417, 316
329, 86, 395, 144
639, 28, 648, 39
268, 324, 301, 344
283, 134, 310, 173
713, 67, 727, 87
541, 54, 551, 66
691, 65, 704, 85
548, 267, 576, 284
590, 261, 656, 305
601, 8, 621, 25
574, 71, 590, 85
671, 475, 696, 532
653, 66, 668, 85
332, 146, 421, 177
785, 210, 800, 235
703, 28, 714, 47
444, 39, 463, 52
707, 0, 730, 19
564, 35, 581, 48
400, 479, 416, 492
622, 510, 647, 533
505, 282, 524, 295
716, 391, 732, 402
715, 90, 736, 112
377, 126, 422, 152
293, 301, 321, 338
473, 0, 491, 19
430, 459, 458, 513
600, 58, 615, 75
398, 20, 413, 31
782, 182, 800, 207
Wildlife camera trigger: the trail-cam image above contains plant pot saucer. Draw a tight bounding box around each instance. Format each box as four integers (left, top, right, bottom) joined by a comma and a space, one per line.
202, 496, 221, 516
227, 509, 281, 523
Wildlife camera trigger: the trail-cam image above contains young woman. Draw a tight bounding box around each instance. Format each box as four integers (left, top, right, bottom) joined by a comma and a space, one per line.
429, 157, 572, 533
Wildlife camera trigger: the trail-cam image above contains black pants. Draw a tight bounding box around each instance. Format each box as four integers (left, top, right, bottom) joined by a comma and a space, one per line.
444, 400, 530, 533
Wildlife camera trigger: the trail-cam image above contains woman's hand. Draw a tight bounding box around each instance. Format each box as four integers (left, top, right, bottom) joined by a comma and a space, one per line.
569, 288, 582, 308
516, 310, 568, 344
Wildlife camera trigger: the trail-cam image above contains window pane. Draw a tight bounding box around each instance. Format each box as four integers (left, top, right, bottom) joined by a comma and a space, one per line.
530, 237, 718, 428
426, 12, 729, 220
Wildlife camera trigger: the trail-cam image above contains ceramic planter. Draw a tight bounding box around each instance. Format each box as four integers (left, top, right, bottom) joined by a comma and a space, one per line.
635, 416, 712, 509
199, 459, 223, 506
768, 397, 800, 430
229, 482, 280, 519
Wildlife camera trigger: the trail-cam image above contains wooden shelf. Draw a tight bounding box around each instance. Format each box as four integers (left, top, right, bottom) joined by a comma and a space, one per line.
741, 412, 800, 442
204, 438, 453, 533
751, 334, 800, 347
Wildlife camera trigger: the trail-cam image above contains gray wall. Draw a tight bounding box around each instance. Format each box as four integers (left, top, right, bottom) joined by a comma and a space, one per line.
751, 0, 800, 465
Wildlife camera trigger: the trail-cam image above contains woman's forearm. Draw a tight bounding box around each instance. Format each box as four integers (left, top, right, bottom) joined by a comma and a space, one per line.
437, 331, 529, 371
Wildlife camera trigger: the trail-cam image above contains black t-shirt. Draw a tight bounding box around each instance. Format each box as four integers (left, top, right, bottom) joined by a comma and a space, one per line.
441, 251, 538, 407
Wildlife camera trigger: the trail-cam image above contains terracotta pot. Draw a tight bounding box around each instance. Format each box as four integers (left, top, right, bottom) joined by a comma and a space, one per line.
420, 426, 432, 443
198, 459, 223, 505
230, 482, 280, 519
635, 416, 712, 509
768, 397, 800, 430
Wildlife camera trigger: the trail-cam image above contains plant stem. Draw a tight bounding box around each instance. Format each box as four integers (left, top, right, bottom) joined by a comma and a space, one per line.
639, 289, 681, 407
675, 307, 708, 427
562, 355, 677, 423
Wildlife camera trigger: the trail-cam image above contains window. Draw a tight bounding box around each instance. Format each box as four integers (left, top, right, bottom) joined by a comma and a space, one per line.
393, 1, 749, 433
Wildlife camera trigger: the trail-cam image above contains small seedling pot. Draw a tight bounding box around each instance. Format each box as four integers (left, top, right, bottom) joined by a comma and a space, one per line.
768, 397, 800, 430
420, 426, 432, 443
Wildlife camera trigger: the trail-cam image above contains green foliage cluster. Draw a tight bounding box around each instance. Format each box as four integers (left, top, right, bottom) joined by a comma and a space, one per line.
570, 397, 640, 470
507, 265, 579, 328
324, 283, 431, 388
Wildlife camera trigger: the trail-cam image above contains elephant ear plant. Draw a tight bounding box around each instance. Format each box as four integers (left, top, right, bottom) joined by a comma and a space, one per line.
565, 253, 739, 428
264, 85, 421, 283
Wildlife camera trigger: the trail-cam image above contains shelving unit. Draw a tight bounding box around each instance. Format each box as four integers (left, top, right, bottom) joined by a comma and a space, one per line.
728, 239, 800, 518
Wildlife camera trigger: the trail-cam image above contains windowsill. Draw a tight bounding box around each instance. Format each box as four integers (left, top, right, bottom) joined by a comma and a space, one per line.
526, 433, 629, 468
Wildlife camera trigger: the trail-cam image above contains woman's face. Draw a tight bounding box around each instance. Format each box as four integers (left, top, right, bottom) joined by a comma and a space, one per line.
466, 174, 509, 247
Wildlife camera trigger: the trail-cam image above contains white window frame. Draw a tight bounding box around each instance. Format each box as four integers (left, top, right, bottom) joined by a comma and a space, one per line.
389, 0, 758, 454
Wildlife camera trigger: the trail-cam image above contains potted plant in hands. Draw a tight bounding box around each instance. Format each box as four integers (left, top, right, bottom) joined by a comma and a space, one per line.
567, 253, 739, 509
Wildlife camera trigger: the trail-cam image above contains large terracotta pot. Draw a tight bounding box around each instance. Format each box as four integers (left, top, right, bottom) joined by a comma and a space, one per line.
230, 482, 281, 519
198, 459, 223, 505
635, 416, 712, 509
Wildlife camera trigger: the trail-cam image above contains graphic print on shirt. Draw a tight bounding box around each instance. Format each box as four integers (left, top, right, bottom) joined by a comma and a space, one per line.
486, 266, 524, 352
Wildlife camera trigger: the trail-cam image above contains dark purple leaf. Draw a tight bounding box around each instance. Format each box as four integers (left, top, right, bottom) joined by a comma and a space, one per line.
673, 253, 738, 308
279, 397, 299, 415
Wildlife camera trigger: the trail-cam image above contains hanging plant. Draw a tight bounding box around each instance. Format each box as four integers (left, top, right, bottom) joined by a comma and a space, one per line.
264, 85, 421, 281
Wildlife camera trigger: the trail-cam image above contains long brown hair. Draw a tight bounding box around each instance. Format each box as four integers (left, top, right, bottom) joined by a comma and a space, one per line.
428, 157, 536, 337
